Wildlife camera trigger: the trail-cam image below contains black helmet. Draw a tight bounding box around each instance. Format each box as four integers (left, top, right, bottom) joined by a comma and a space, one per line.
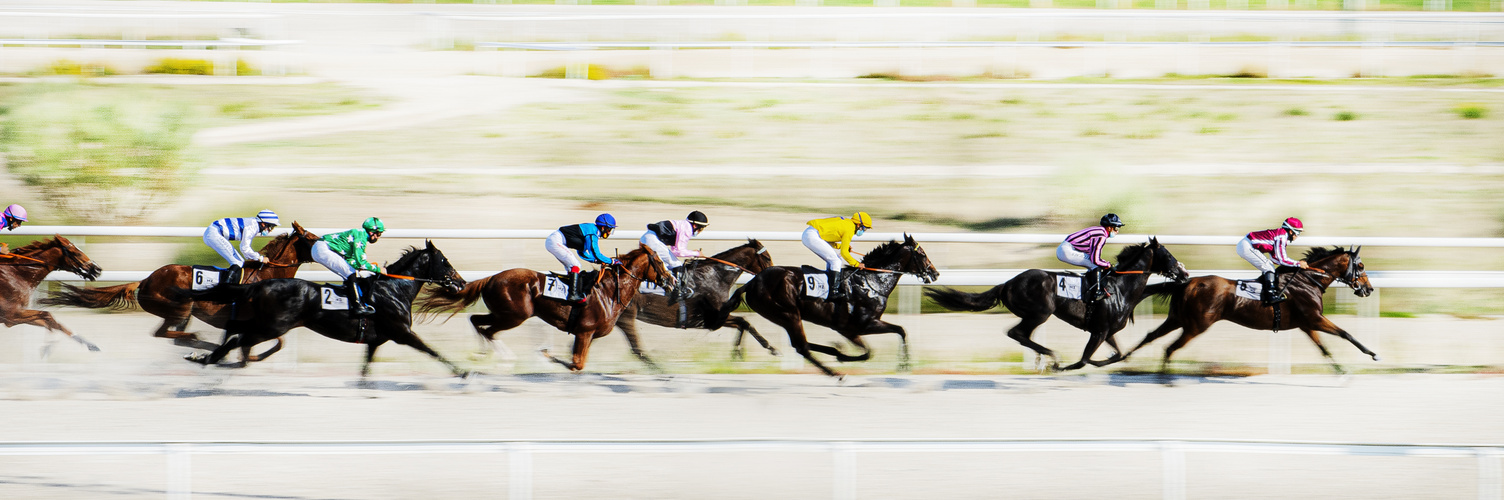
687, 210, 709, 226
1100, 213, 1125, 228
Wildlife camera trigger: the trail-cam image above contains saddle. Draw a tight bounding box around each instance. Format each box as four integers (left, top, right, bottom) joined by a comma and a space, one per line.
543, 270, 601, 302
190, 265, 235, 290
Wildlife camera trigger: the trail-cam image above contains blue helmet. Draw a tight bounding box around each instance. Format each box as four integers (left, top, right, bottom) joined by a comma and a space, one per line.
594, 213, 617, 229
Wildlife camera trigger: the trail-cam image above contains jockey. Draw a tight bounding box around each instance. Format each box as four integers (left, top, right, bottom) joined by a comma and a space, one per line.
803, 211, 872, 301
545, 213, 618, 302
641, 210, 708, 303
1238, 217, 1308, 304
313, 217, 385, 316
1058, 213, 1124, 302
202, 209, 279, 284
0, 204, 26, 253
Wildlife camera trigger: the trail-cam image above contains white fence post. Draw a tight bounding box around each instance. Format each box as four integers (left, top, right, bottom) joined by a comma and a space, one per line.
509, 443, 533, 500
166, 443, 192, 500
1161, 441, 1186, 500
1480, 448, 1502, 500
832, 442, 856, 500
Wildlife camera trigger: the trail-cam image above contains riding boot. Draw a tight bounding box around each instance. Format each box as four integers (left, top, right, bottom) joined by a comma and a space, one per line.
345, 275, 375, 316
565, 272, 586, 302
825, 269, 846, 301
1260, 271, 1285, 305
669, 267, 690, 304
1088, 267, 1109, 303
226, 265, 242, 285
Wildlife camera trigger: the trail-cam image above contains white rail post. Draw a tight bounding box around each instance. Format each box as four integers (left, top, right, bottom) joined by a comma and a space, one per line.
166, 443, 192, 500
509, 443, 534, 500
1161, 441, 1186, 500
1269, 330, 1292, 375
832, 442, 856, 500
1480, 448, 1502, 500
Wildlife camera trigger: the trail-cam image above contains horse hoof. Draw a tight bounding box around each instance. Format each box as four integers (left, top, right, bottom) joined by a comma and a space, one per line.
1371, 354, 1382, 362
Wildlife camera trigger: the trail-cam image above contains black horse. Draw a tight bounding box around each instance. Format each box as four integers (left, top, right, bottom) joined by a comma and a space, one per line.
184, 241, 470, 379
615, 239, 778, 368
712, 235, 939, 379
925, 239, 1189, 371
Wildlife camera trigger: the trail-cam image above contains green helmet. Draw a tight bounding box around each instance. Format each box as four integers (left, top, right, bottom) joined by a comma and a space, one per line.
362, 217, 385, 233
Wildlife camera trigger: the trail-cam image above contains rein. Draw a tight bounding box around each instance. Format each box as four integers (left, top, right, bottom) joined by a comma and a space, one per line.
697, 256, 749, 273
0, 252, 48, 266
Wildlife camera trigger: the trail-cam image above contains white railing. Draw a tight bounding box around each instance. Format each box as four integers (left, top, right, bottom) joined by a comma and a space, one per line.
480, 40, 1504, 50
0, 438, 1498, 500
0, 38, 302, 48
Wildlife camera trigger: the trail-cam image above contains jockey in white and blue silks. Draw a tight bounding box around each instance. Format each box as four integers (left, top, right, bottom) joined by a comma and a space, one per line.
203, 210, 279, 282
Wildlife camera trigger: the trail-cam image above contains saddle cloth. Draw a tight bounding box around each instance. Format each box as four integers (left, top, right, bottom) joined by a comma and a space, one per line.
1234, 280, 1263, 301
319, 285, 350, 310
1054, 274, 1083, 300
542, 271, 600, 302
799, 265, 829, 300
190, 265, 229, 291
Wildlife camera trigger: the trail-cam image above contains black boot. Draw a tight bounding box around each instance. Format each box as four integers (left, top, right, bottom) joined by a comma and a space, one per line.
566, 272, 586, 302
668, 267, 691, 304
825, 269, 846, 301
345, 275, 375, 316
1260, 271, 1285, 305
1087, 267, 1109, 303
226, 265, 243, 285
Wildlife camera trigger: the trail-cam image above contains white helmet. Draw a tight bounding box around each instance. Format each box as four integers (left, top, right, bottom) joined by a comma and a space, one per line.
256, 209, 280, 227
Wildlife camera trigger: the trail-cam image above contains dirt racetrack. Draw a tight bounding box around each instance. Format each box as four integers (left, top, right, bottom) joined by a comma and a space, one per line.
0, 311, 1501, 499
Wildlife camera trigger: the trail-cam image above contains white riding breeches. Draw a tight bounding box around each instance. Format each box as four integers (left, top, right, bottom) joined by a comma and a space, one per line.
1056, 241, 1100, 270
640, 231, 683, 269
802, 226, 845, 271
1236, 237, 1277, 274
545, 230, 582, 272
311, 240, 356, 279
203, 228, 244, 267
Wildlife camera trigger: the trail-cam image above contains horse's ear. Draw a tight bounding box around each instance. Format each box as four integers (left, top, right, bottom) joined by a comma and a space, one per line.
1354, 245, 1362, 255
292, 221, 305, 233
904, 233, 915, 245
425, 239, 434, 249
1150, 236, 1160, 246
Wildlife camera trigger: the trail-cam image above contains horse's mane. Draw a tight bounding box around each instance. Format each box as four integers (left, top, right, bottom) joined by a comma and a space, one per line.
9, 237, 58, 255
710, 239, 762, 259
385, 245, 429, 273
257, 232, 297, 250
862, 239, 909, 268
1303, 246, 1348, 262
1114, 243, 1151, 266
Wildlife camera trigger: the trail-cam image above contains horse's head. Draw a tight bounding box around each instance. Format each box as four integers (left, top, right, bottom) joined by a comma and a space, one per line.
1304, 245, 1373, 297
1147, 237, 1190, 282
386, 240, 464, 293
862, 234, 939, 284
258, 221, 321, 266
627, 244, 676, 291
21, 235, 102, 281
289, 221, 321, 263
713, 239, 774, 274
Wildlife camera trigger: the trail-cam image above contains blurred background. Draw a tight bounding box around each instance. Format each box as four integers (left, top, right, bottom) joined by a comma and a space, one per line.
0, 0, 1502, 499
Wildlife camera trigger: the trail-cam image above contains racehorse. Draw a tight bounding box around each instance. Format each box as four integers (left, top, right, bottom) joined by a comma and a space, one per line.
43, 222, 320, 360
184, 241, 470, 379
615, 239, 777, 368
711, 235, 939, 379
1123, 246, 1378, 375
0, 235, 103, 351
924, 239, 1189, 371
415, 245, 674, 372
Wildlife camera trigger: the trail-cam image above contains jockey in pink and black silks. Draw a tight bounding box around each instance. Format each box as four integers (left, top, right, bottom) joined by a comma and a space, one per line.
1237, 217, 1309, 304
641, 211, 708, 303
1057, 213, 1124, 302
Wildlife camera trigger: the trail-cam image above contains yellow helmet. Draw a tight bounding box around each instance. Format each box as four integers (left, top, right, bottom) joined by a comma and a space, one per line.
852, 212, 872, 229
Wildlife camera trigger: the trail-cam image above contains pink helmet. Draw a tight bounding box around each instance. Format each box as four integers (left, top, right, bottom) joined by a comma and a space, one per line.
1281, 217, 1303, 233
4, 204, 27, 222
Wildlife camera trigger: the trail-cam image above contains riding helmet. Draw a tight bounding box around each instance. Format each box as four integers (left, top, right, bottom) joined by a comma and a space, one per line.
362, 217, 385, 233
4, 204, 27, 222
1282, 217, 1303, 234
851, 211, 873, 229
687, 211, 709, 227
1100, 213, 1125, 228
595, 213, 617, 229
256, 209, 280, 227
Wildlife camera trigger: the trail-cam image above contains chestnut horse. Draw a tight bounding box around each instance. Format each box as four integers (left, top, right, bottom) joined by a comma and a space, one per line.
925, 239, 1189, 371
615, 239, 777, 369
711, 235, 939, 379
1, 235, 103, 351
43, 221, 320, 359
1124, 246, 1378, 375
416, 245, 674, 372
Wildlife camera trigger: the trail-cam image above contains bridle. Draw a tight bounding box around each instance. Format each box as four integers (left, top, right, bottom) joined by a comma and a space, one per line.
858, 243, 936, 284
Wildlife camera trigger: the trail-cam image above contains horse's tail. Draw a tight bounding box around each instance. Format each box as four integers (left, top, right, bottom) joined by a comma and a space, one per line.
707, 279, 754, 332
183, 283, 253, 304
923, 284, 1007, 312
1143, 281, 1190, 312
41, 282, 139, 310
417, 274, 492, 315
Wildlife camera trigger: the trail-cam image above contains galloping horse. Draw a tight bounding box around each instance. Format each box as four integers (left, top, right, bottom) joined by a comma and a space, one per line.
615, 239, 777, 368
712, 235, 939, 379
1, 235, 103, 351
416, 245, 674, 372
1124, 246, 1379, 375
925, 239, 1189, 371
43, 222, 320, 359
185, 241, 470, 379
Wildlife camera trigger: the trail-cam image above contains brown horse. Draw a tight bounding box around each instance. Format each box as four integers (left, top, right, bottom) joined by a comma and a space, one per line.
0, 235, 103, 351
615, 239, 777, 369
711, 235, 939, 379
416, 245, 675, 372
1124, 246, 1379, 375
43, 222, 320, 359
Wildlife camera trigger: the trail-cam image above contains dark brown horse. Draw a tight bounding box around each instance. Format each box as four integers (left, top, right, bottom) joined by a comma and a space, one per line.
416, 245, 675, 372
1124, 246, 1378, 375
1, 235, 103, 351
925, 239, 1190, 371
711, 235, 939, 379
615, 239, 777, 369
43, 222, 320, 359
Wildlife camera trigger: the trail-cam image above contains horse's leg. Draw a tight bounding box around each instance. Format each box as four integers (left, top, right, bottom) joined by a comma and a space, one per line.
384, 326, 469, 378
247, 338, 283, 362
1126, 316, 1183, 359
1006, 315, 1058, 371
774, 317, 842, 379
1159, 322, 1210, 376
1299, 328, 1346, 375
1092, 331, 1128, 367
1308, 316, 1381, 362
5, 309, 99, 352
614, 309, 661, 372
189, 331, 243, 366
726, 316, 778, 358
361, 342, 380, 380
1061, 326, 1111, 371
545, 333, 594, 373
848, 320, 909, 372
470, 312, 524, 360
